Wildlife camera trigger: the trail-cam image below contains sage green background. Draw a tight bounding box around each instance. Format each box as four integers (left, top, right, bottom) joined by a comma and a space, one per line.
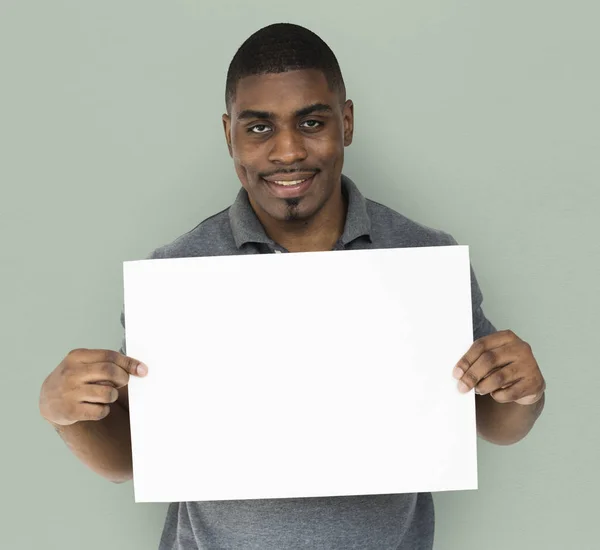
2, 1, 598, 548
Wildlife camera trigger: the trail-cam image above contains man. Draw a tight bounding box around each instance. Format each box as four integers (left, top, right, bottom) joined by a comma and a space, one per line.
39, 23, 546, 549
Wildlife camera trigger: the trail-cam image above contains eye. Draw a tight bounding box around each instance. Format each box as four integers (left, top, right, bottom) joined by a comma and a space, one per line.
248, 124, 271, 134
300, 120, 323, 129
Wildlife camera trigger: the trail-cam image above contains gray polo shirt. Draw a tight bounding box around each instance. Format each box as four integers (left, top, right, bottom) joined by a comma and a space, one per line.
121, 174, 496, 550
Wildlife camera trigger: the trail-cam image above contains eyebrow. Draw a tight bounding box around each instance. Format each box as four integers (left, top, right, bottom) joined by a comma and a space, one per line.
236, 103, 333, 121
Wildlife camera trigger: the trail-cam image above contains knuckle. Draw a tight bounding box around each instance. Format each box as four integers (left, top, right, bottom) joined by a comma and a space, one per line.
99, 362, 116, 379
457, 359, 470, 373
80, 407, 95, 421
102, 386, 118, 403
121, 356, 136, 373
518, 340, 532, 355
62, 355, 80, 370
473, 340, 486, 355
84, 405, 109, 421
67, 348, 86, 357
97, 385, 111, 400
509, 383, 530, 401
464, 370, 479, 385
108, 375, 128, 391
503, 329, 515, 339
515, 385, 531, 401
529, 377, 544, 395
62, 354, 86, 376
116, 371, 130, 388
64, 402, 79, 421
481, 350, 496, 366
58, 362, 73, 378
56, 370, 76, 392
64, 364, 86, 384
105, 350, 119, 364
492, 369, 507, 387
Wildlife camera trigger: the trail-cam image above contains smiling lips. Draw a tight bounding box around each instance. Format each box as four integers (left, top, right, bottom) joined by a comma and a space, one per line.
263, 172, 315, 184
271, 178, 309, 186
262, 173, 316, 197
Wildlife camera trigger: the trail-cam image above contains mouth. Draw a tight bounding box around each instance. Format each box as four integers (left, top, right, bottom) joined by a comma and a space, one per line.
262, 173, 316, 199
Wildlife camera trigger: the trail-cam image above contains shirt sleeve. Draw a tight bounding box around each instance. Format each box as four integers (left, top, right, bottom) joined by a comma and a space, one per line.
469, 263, 497, 340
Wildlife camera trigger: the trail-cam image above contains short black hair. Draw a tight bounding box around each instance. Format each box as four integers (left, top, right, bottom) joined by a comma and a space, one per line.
225, 23, 346, 113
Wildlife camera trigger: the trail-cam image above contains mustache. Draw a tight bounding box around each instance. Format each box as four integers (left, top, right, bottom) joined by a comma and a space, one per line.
259, 168, 320, 179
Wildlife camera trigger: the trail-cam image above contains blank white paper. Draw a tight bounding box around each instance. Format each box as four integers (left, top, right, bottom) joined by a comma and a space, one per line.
123, 245, 477, 503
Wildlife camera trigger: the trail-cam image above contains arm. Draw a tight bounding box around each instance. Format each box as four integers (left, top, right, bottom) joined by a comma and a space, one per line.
454, 329, 546, 445
49, 385, 134, 483
475, 390, 545, 445
456, 252, 546, 445
40, 349, 146, 483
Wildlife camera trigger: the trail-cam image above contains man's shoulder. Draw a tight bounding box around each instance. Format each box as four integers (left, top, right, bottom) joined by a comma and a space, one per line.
143, 190, 458, 259
365, 198, 457, 247
148, 207, 236, 259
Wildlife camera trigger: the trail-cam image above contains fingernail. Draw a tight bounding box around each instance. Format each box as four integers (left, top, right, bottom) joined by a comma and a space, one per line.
452, 366, 463, 380
137, 363, 148, 376
458, 381, 469, 393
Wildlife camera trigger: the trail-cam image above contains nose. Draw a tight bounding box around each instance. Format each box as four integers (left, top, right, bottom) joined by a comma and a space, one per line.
267, 128, 308, 165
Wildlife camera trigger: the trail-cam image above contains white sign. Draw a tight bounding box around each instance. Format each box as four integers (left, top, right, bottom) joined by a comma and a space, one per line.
123, 245, 477, 503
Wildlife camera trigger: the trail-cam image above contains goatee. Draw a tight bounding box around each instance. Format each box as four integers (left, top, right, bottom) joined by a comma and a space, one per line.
284, 198, 301, 221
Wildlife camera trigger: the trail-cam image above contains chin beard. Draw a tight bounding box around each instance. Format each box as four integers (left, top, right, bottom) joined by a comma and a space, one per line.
284, 198, 301, 221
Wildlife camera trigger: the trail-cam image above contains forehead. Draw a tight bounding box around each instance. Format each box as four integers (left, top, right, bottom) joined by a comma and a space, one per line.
231, 69, 337, 117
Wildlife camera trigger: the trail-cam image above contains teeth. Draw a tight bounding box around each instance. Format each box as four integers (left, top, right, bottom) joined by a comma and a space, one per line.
273, 178, 308, 186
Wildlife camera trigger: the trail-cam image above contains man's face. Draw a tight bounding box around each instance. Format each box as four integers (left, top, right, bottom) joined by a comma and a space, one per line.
223, 69, 354, 223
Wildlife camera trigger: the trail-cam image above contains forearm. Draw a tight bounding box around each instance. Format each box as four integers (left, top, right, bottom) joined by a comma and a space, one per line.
49, 401, 133, 483
476, 392, 545, 445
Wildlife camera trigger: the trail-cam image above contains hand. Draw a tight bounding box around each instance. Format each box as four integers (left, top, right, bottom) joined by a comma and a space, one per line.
453, 330, 545, 405
39, 348, 148, 426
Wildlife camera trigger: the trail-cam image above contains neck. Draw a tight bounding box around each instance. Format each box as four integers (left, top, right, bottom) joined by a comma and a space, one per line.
254, 186, 347, 253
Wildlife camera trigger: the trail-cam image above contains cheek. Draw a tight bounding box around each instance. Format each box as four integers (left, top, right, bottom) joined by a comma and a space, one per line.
315, 141, 343, 170
314, 129, 344, 162
232, 139, 263, 175
231, 148, 257, 188
234, 163, 249, 189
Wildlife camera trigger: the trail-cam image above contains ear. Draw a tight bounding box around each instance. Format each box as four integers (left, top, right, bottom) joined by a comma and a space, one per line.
342, 100, 354, 147
222, 113, 233, 157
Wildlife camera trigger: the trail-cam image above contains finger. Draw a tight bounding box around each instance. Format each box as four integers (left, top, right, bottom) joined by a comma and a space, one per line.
474, 363, 523, 396
79, 384, 119, 405
514, 377, 546, 405
74, 403, 111, 422
453, 329, 519, 381
515, 392, 545, 406
69, 348, 148, 377
456, 341, 523, 393
81, 362, 130, 388
490, 378, 544, 404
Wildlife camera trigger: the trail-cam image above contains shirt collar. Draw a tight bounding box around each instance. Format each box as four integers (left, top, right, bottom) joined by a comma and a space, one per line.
228, 174, 372, 250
